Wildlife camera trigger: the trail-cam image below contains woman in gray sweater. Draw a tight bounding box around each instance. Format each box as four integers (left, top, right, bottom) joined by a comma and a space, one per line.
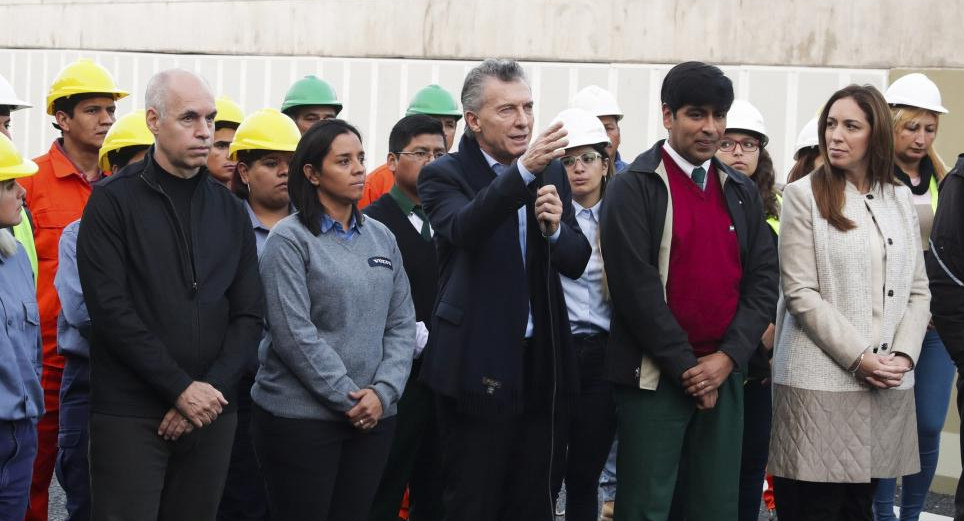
251, 119, 416, 521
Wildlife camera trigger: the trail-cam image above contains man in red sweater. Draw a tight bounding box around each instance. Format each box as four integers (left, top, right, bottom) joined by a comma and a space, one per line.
598, 62, 778, 521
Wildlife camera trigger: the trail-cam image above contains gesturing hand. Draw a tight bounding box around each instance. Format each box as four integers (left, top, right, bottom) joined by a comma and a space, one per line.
346, 388, 384, 431
520, 122, 568, 174
681, 352, 735, 397
534, 184, 563, 237
175, 381, 228, 428
157, 407, 195, 441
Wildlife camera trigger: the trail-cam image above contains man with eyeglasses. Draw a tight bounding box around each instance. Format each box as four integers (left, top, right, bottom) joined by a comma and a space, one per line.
599, 62, 778, 521
364, 114, 447, 521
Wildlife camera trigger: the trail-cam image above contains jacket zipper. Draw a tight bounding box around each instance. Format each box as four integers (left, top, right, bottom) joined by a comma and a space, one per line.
140, 173, 203, 371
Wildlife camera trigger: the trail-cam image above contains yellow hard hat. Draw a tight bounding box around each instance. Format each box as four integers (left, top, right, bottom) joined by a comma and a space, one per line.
46, 59, 129, 115
98, 110, 154, 172
0, 133, 39, 182
229, 108, 301, 161
215, 96, 245, 127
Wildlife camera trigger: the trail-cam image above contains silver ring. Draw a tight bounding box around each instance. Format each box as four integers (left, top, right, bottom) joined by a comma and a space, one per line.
699, 381, 706, 388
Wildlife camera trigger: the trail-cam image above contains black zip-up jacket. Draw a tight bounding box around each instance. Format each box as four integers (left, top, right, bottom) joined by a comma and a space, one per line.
599, 140, 779, 387
77, 148, 264, 419
927, 154, 964, 367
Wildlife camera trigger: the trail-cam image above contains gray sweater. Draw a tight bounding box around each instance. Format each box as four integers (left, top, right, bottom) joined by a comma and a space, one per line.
251, 213, 415, 421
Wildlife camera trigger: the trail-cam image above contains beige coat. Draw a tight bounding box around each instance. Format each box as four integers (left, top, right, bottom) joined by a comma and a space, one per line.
769, 176, 931, 483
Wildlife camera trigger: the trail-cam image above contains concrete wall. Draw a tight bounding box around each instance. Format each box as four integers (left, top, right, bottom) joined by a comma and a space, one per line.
0, 48, 886, 179
1, 0, 963, 68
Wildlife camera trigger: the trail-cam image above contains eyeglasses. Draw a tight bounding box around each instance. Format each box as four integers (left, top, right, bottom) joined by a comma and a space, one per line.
560, 152, 603, 168
718, 138, 760, 153
395, 150, 446, 162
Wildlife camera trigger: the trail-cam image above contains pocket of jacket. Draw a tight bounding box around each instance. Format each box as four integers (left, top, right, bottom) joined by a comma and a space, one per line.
436, 301, 463, 326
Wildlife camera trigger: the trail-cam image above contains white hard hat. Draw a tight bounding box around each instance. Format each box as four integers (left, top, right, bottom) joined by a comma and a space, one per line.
571, 85, 623, 120
726, 100, 768, 146
885, 73, 948, 114
794, 117, 820, 158
551, 108, 610, 150
0, 74, 30, 111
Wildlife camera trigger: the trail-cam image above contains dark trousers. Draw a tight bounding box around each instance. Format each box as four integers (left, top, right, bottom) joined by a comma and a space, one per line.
0, 419, 38, 521
251, 404, 396, 521
218, 378, 270, 521
774, 477, 877, 521
550, 333, 616, 521
436, 395, 555, 521
738, 379, 772, 521
369, 371, 443, 521
57, 356, 90, 521
956, 376, 964, 521
89, 411, 237, 521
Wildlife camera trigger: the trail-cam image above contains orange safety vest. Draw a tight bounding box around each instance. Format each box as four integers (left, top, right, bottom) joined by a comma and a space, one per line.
359, 163, 394, 209
21, 141, 100, 372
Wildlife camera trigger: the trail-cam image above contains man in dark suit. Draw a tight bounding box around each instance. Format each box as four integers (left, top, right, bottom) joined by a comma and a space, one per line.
417, 58, 591, 521
365, 114, 447, 521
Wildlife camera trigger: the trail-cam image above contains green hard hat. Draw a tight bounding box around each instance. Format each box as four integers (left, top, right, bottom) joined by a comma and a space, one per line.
406, 84, 462, 119
281, 75, 343, 115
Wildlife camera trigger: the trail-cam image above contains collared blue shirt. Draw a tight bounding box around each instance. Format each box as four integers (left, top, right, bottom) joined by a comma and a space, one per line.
479, 149, 560, 338
245, 201, 272, 256
55, 220, 89, 360
614, 152, 628, 174
560, 200, 611, 334
320, 212, 361, 242
0, 238, 44, 421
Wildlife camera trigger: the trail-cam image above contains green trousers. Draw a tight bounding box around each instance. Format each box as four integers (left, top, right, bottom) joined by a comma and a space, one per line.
614, 372, 744, 521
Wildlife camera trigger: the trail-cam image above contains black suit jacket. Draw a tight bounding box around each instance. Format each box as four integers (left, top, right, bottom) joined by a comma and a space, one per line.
417, 134, 591, 417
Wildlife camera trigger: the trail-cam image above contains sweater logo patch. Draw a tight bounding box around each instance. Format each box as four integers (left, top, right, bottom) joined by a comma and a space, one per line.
368, 256, 393, 270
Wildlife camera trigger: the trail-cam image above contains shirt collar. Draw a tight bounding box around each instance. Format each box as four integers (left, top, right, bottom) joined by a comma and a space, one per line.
389, 185, 419, 215
243, 201, 270, 232
572, 199, 602, 220
662, 141, 711, 179
53, 139, 103, 182
320, 212, 361, 235
480, 148, 510, 174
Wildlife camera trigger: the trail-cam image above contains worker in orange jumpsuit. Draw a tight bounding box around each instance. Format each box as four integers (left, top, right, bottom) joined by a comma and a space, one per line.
19, 58, 127, 521
358, 84, 460, 208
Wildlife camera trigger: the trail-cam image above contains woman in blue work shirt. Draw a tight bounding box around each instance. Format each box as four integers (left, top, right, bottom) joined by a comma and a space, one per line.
0, 132, 43, 521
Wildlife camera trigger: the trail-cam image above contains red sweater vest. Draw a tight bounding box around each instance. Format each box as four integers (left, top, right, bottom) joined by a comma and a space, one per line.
662, 150, 743, 357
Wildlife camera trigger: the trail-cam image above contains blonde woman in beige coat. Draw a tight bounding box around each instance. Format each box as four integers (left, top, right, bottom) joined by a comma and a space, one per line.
769, 84, 931, 521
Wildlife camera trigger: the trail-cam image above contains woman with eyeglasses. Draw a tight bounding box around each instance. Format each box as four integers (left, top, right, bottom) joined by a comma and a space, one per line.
714, 100, 781, 521
547, 108, 616, 521
873, 73, 951, 521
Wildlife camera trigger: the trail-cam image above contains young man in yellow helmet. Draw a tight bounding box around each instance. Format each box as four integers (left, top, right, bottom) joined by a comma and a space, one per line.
208, 96, 244, 188
19, 58, 128, 521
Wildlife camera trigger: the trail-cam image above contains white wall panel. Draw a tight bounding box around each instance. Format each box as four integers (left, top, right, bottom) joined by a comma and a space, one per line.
0, 49, 887, 181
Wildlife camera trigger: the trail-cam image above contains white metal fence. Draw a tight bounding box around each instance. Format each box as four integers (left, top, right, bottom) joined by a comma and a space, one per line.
0, 49, 887, 181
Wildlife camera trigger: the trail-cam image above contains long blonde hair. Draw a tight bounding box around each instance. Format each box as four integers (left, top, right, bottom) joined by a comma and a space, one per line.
891, 105, 947, 180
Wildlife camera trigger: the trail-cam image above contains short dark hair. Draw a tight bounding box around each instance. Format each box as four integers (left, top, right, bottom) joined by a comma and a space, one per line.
661, 61, 734, 114
215, 121, 239, 131
107, 145, 150, 173
389, 114, 446, 153
231, 149, 273, 200
52, 92, 108, 118
288, 119, 363, 236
